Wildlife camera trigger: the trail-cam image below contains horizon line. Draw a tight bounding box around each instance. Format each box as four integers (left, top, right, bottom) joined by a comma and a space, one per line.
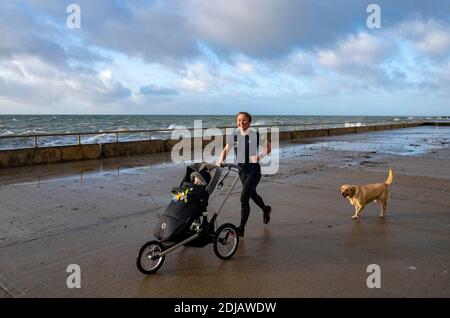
0, 114, 448, 117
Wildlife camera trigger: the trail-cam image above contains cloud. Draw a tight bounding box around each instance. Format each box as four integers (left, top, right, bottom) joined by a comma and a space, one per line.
13, 0, 450, 63
1, 0, 450, 115
180, 63, 216, 93
183, 0, 450, 60
139, 85, 179, 96
318, 32, 392, 70
396, 19, 450, 59
281, 51, 316, 76
184, 0, 365, 58
0, 2, 107, 72
22, 0, 200, 65
0, 1, 132, 113
0, 55, 131, 111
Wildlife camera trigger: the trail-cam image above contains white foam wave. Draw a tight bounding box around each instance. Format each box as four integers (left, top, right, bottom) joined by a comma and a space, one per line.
252, 120, 270, 126
83, 133, 111, 144
344, 122, 362, 127
167, 124, 186, 130
1, 130, 16, 136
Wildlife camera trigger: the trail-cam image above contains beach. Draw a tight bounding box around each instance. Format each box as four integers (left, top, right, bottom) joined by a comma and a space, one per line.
0, 126, 450, 297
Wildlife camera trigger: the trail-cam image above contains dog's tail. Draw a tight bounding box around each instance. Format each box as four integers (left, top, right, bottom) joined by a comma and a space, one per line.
384, 168, 394, 186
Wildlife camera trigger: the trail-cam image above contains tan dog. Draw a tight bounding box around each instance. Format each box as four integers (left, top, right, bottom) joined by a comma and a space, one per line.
340, 169, 394, 219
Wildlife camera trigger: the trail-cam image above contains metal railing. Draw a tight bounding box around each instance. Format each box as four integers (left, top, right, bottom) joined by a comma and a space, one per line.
0, 119, 426, 150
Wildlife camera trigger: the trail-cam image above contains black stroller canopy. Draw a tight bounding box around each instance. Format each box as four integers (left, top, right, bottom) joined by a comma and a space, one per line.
183, 163, 222, 195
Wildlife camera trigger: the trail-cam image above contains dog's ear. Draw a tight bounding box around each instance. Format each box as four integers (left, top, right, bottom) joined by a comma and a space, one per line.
351, 186, 356, 195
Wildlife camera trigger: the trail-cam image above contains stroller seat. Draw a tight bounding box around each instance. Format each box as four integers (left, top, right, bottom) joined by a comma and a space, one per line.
183, 163, 222, 195
153, 163, 222, 242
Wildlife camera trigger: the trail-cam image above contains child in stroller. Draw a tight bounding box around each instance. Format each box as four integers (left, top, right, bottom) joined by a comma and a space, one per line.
152, 164, 214, 243
137, 163, 243, 274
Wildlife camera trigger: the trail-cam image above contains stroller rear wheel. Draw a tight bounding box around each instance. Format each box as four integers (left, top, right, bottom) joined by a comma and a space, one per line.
213, 223, 239, 260
136, 240, 165, 274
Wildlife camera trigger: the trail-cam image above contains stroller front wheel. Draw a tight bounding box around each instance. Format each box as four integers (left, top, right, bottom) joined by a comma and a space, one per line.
213, 223, 239, 260
136, 240, 165, 274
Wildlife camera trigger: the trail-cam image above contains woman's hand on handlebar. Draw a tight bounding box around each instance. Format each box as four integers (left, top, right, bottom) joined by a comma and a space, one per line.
217, 145, 229, 168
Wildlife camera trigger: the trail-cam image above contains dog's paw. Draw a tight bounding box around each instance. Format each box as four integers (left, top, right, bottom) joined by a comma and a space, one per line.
351, 215, 359, 219
378, 214, 385, 218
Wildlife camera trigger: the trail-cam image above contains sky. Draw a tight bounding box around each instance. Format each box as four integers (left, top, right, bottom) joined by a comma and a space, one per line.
0, 0, 450, 116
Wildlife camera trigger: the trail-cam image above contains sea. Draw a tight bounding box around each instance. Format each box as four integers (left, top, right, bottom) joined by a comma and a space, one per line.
0, 115, 440, 150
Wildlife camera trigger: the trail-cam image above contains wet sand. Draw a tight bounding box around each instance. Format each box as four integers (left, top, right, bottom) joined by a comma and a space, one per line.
0, 126, 449, 297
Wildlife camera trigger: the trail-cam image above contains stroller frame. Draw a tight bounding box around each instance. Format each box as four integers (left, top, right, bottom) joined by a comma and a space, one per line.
136, 163, 242, 274
158, 163, 240, 257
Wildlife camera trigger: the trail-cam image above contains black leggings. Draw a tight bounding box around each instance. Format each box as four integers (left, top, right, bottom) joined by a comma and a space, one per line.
239, 170, 266, 229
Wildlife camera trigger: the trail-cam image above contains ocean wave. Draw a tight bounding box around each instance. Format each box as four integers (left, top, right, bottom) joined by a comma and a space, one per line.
252, 120, 269, 126
22, 129, 47, 135
0, 130, 16, 136
344, 122, 362, 127
114, 127, 130, 132
167, 124, 187, 130
83, 133, 110, 144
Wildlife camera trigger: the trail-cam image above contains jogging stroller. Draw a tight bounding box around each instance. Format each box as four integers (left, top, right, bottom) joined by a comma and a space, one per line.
136, 163, 242, 274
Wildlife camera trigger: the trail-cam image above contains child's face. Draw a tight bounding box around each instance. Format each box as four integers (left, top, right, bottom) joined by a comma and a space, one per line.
193, 177, 202, 185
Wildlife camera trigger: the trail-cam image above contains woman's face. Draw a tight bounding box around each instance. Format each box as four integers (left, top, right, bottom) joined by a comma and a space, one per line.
236, 114, 251, 131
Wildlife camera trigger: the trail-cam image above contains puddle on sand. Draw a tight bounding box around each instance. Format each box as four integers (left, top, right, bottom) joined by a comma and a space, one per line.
279, 126, 450, 160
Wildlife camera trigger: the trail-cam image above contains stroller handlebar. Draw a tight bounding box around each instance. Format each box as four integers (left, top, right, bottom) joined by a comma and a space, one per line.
220, 163, 241, 172
216, 163, 241, 190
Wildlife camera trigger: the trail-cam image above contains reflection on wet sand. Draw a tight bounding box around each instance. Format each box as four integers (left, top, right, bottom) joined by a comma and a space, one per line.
1, 126, 449, 187
0, 152, 175, 186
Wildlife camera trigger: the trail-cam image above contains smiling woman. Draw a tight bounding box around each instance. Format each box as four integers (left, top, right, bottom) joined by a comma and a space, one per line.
216, 112, 272, 237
